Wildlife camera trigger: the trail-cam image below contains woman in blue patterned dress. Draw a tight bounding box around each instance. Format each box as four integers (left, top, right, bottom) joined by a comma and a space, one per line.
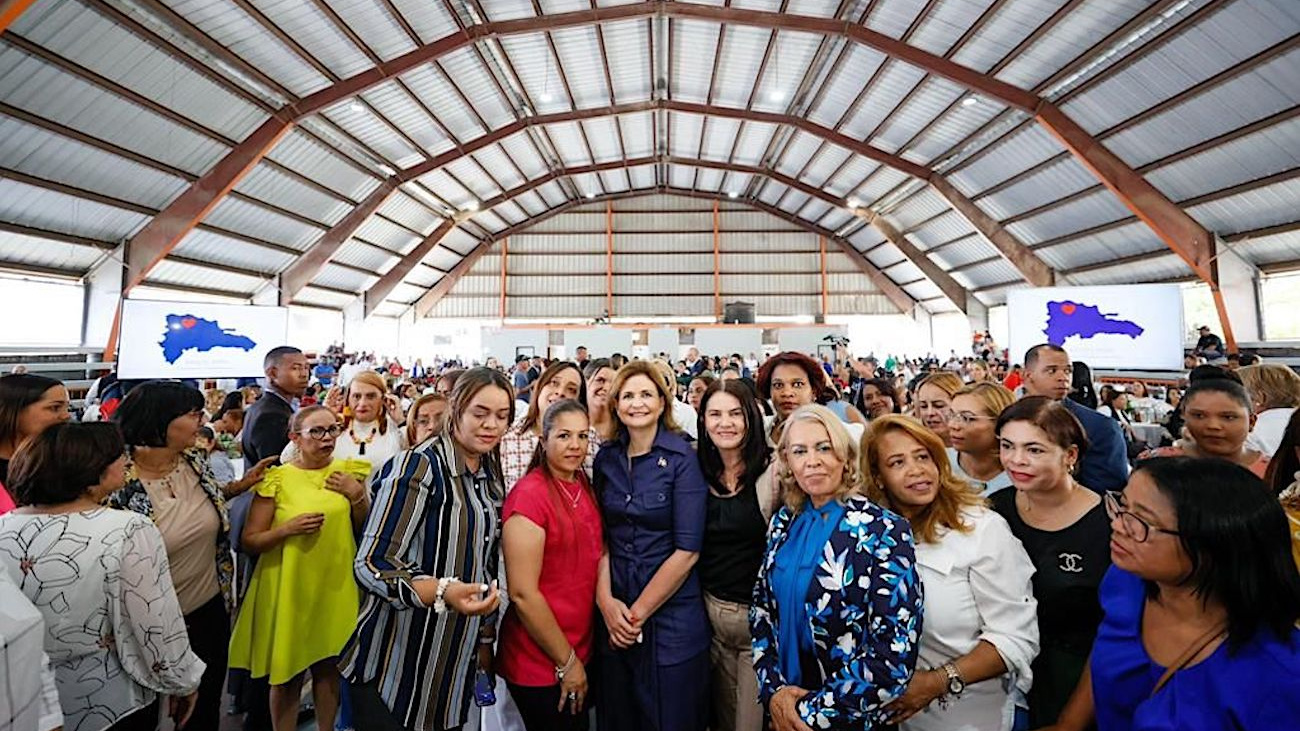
750, 404, 923, 731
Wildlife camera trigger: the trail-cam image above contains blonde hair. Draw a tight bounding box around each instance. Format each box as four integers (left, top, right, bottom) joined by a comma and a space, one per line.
405, 393, 448, 445
608, 360, 681, 436
953, 381, 1016, 418
861, 415, 983, 544
1239, 363, 1300, 411
347, 370, 391, 433
917, 371, 964, 398
204, 388, 226, 416
775, 404, 862, 513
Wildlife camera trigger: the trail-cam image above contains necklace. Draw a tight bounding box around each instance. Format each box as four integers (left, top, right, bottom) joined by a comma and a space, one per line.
350, 421, 377, 456
557, 479, 583, 508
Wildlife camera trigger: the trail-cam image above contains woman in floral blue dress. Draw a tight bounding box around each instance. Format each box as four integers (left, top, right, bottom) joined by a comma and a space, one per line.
750, 404, 923, 731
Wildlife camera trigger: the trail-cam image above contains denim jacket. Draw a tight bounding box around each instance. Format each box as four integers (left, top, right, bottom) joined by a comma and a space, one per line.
750, 494, 922, 729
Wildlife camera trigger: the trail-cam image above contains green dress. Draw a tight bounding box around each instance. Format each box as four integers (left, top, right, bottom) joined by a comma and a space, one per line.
228, 458, 370, 684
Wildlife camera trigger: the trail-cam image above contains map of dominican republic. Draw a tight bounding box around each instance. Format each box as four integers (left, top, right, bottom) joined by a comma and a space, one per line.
159, 314, 257, 364
1043, 300, 1144, 346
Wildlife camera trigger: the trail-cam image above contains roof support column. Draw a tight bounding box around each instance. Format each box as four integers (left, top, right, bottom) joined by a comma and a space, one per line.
927, 176, 1055, 287
857, 208, 969, 313
0, 0, 36, 34
499, 236, 509, 322
1211, 240, 1260, 349
713, 201, 721, 322
606, 201, 615, 319
819, 235, 828, 320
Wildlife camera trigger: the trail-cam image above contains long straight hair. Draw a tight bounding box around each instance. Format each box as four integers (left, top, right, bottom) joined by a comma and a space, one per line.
519, 361, 588, 434
0, 374, 63, 450
696, 379, 771, 495
523, 399, 594, 554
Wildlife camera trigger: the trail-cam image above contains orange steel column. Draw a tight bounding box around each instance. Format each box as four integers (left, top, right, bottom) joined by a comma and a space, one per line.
713, 200, 722, 322
499, 237, 508, 321
819, 235, 828, 318
605, 201, 614, 317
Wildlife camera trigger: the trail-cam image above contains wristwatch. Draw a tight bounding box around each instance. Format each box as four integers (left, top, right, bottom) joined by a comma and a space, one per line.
941, 662, 966, 697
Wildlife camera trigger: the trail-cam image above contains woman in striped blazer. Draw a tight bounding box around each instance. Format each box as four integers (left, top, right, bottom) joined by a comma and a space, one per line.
341, 367, 513, 731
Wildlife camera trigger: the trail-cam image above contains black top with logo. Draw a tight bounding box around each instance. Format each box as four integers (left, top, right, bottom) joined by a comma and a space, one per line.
991, 487, 1111, 727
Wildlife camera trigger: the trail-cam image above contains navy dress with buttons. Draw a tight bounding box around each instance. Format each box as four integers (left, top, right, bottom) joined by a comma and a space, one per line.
594, 427, 710, 731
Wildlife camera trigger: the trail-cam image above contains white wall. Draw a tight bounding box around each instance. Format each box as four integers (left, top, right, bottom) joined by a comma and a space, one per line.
647, 327, 678, 359
695, 328, 763, 358
563, 327, 634, 358
288, 306, 344, 352
776, 326, 847, 356
484, 327, 548, 362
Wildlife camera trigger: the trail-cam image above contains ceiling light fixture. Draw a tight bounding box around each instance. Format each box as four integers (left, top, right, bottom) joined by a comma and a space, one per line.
586, 192, 596, 199
727, 191, 739, 199
768, 89, 786, 103
961, 96, 979, 108
846, 197, 861, 209
349, 99, 365, 113
538, 92, 554, 103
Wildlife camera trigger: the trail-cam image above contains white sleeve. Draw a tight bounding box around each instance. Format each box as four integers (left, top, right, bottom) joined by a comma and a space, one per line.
968, 510, 1040, 693
38, 650, 63, 731
110, 519, 206, 696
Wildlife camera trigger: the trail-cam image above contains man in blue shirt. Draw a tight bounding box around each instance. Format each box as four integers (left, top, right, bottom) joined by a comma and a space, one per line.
1021, 343, 1129, 492
512, 355, 533, 404
313, 357, 336, 388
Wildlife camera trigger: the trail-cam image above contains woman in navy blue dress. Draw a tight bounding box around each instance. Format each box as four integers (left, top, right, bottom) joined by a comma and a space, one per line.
594, 361, 710, 731
1048, 456, 1300, 731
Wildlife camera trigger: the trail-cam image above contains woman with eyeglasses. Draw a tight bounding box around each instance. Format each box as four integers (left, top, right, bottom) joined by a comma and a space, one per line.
914, 372, 963, 447
1138, 379, 1269, 478
989, 396, 1109, 729
112, 381, 271, 731
229, 405, 371, 731
946, 382, 1015, 496
1048, 458, 1300, 731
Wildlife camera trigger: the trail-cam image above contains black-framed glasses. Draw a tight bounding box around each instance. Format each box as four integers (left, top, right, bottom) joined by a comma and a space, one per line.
300, 424, 344, 440
1104, 491, 1180, 543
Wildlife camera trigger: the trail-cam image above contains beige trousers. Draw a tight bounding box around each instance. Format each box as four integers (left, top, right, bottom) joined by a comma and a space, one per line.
705, 592, 765, 731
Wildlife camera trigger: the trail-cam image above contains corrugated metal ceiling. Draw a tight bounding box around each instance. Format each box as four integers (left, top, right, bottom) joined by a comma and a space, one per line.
0, 0, 1294, 318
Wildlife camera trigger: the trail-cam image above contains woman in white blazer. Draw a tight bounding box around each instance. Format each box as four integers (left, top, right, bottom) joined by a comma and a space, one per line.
862, 415, 1039, 731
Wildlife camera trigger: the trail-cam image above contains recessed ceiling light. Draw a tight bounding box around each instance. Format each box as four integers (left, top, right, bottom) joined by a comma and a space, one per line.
961, 96, 979, 108
349, 99, 364, 113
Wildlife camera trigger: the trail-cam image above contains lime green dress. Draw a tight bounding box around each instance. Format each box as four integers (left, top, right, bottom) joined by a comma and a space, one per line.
228, 458, 371, 684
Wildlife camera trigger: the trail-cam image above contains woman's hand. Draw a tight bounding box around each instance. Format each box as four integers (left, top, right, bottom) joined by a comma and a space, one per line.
325, 472, 366, 503
598, 595, 639, 648
169, 691, 198, 728
883, 669, 946, 725
476, 641, 494, 675
444, 580, 500, 616
558, 658, 588, 715
280, 512, 325, 536
769, 685, 813, 731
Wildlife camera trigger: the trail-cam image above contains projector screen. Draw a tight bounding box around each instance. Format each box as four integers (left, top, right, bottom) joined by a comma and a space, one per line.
118, 300, 289, 379
1006, 285, 1184, 371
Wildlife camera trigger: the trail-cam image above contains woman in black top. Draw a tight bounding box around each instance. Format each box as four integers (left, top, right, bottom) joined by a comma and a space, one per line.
696, 380, 778, 731
989, 396, 1109, 728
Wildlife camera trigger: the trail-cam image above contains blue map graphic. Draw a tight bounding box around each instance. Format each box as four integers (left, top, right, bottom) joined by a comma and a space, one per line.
1043, 300, 1144, 346
159, 314, 257, 364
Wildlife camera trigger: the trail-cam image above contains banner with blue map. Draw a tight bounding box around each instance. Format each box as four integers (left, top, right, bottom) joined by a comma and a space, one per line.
1006, 285, 1184, 371
117, 300, 289, 378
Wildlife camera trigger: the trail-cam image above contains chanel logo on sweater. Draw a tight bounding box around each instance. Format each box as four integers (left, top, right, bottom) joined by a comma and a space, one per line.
1058, 553, 1084, 573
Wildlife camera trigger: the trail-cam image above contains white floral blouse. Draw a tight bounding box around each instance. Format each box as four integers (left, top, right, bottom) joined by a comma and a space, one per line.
0, 508, 205, 731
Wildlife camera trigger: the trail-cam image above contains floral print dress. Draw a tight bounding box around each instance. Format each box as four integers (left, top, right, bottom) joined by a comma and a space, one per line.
750, 495, 923, 730
0, 508, 205, 731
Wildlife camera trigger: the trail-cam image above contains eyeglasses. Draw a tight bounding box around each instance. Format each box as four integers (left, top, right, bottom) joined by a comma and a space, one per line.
1104, 491, 1180, 543
945, 411, 996, 426
299, 424, 344, 440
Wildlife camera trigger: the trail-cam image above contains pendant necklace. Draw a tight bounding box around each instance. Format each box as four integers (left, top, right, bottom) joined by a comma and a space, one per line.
351, 421, 376, 456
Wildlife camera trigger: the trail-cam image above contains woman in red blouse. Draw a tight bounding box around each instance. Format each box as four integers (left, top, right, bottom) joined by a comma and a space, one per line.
500, 399, 604, 730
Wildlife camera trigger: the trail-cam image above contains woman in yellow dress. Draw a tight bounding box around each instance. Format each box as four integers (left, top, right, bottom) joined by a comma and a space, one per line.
229, 405, 371, 731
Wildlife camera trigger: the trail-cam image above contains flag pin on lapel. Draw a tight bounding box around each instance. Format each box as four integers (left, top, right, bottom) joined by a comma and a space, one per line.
657, 457, 667, 468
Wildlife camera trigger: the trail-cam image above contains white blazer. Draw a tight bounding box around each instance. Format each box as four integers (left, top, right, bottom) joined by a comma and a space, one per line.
903, 506, 1039, 731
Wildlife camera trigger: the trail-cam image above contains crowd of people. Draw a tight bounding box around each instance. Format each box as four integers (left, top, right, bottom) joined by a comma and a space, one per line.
2, 335, 1300, 731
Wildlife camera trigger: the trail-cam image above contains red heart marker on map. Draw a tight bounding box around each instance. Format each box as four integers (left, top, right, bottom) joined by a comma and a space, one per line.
1060, 304, 1076, 315
181, 317, 197, 328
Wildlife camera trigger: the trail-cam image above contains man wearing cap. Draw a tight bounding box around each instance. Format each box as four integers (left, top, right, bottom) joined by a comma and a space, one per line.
1194, 325, 1225, 360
